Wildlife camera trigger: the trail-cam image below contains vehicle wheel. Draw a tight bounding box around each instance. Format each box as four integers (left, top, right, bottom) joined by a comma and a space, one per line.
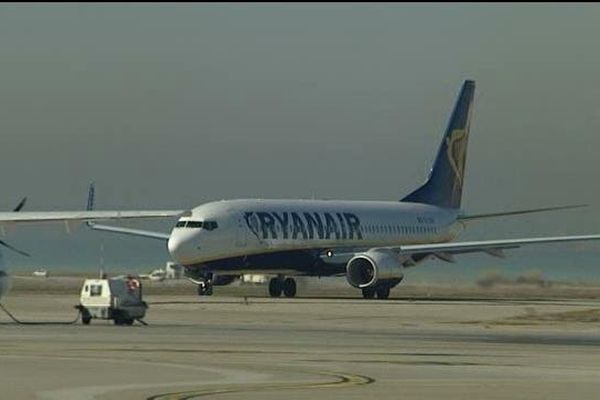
283, 278, 297, 298
82, 314, 92, 325
362, 288, 376, 299
376, 286, 390, 299
113, 318, 123, 326
124, 319, 134, 326
268, 277, 282, 297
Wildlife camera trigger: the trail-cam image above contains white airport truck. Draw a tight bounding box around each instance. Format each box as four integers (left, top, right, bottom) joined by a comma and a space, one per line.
76, 277, 148, 325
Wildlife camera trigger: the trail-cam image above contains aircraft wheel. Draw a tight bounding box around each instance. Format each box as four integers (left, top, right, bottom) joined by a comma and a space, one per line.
361, 288, 376, 299
197, 283, 213, 296
376, 286, 390, 299
283, 278, 297, 298
268, 277, 283, 297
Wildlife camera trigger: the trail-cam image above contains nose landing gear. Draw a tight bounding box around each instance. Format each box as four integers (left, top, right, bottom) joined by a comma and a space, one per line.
197, 280, 213, 296
188, 271, 214, 297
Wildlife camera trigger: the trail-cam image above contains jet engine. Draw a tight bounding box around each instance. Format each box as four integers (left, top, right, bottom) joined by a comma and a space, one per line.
346, 249, 404, 289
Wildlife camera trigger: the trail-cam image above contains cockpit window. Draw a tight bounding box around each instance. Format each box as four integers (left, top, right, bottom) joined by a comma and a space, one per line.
174, 220, 218, 230
203, 221, 218, 231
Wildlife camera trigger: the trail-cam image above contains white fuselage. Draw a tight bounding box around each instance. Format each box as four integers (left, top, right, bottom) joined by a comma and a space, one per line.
167, 199, 463, 266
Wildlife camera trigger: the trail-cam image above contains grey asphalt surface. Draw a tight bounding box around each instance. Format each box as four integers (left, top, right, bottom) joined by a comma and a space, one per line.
1, 290, 599, 400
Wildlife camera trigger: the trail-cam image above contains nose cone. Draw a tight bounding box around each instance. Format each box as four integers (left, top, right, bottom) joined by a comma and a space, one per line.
168, 232, 198, 264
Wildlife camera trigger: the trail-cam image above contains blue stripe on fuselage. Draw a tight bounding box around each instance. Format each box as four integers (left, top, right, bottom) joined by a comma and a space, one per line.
186, 249, 344, 276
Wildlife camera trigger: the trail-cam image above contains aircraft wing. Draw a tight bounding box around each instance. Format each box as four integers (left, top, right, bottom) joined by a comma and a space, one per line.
0, 210, 184, 224
321, 234, 600, 265
396, 234, 600, 257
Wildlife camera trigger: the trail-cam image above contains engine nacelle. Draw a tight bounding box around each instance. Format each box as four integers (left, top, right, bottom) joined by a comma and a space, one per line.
346, 249, 404, 289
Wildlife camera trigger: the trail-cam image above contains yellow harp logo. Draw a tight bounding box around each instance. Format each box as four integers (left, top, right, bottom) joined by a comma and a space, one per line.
445, 128, 469, 200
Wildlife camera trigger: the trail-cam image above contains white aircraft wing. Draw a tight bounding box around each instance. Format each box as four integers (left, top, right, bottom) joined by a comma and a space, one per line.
321, 234, 600, 265
0, 210, 185, 224
396, 234, 600, 256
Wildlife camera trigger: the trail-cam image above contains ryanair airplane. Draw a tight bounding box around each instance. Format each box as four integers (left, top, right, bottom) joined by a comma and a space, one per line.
80, 80, 600, 299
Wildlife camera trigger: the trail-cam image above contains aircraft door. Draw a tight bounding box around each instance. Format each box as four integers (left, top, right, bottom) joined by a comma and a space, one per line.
235, 217, 247, 247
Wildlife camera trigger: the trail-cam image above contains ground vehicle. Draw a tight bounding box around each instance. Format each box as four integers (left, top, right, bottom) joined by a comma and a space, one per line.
76, 277, 147, 325
32, 269, 48, 278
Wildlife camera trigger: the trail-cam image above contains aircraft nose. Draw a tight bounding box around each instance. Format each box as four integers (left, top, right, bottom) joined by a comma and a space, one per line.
168, 234, 197, 264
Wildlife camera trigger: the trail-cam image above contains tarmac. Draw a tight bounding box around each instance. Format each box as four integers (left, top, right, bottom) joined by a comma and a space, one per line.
1, 280, 600, 400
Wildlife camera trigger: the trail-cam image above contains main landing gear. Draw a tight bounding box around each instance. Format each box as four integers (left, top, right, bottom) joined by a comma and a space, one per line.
361, 284, 391, 300
268, 276, 297, 298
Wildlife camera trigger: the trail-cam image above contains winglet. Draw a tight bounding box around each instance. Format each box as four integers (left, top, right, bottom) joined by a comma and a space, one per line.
13, 197, 27, 212
86, 182, 95, 212
85, 182, 96, 228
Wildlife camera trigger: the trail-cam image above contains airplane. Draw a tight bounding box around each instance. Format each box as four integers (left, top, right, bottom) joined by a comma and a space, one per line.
85, 79, 600, 299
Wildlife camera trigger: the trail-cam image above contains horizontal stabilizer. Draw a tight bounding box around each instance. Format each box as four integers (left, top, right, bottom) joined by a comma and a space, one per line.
458, 204, 587, 222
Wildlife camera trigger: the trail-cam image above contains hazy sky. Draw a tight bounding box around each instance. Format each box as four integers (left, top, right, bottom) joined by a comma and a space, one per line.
2, 4, 600, 281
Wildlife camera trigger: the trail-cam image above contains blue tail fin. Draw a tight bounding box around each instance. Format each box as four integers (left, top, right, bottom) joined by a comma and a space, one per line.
401, 80, 475, 209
